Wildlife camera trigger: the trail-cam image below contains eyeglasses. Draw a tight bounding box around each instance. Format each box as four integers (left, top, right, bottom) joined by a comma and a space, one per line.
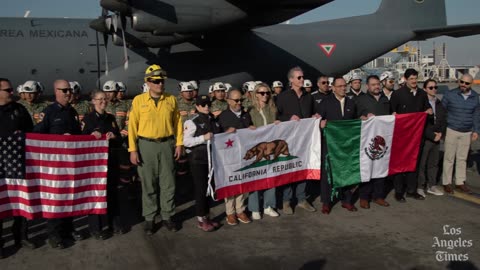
387, 80, 395, 83
0, 88, 13, 93
256, 91, 271, 96
148, 79, 164, 84
229, 98, 244, 104
459, 80, 471, 86
297, 76, 304, 80
57, 88, 73, 93
320, 81, 328, 85
427, 86, 438, 90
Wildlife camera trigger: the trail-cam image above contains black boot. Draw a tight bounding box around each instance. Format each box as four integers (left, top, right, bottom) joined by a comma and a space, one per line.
0, 240, 4, 259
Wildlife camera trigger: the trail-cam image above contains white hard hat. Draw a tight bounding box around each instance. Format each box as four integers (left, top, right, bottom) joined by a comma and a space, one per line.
20, 80, 40, 93
103, 80, 119, 92
208, 85, 214, 94
224, 83, 233, 92
328, 77, 334, 86
212, 82, 226, 91
242, 81, 256, 92
69, 81, 82, 94
255, 81, 263, 85
142, 83, 149, 93
189, 80, 198, 90
272, 81, 283, 88
117, 82, 127, 92
37, 82, 45, 92
303, 79, 313, 88
349, 74, 362, 83
398, 77, 406, 84
178, 82, 194, 92
380, 71, 395, 81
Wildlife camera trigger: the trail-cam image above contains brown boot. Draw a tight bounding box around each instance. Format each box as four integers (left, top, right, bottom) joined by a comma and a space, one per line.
359, 199, 370, 209
373, 198, 390, 207
226, 214, 238, 226
456, 185, 471, 193
443, 185, 454, 194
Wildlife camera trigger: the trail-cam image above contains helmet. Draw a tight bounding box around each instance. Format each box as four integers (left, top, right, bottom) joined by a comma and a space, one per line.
117, 82, 127, 92
178, 82, 194, 92
328, 77, 334, 87
37, 81, 45, 93
189, 80, 199, 90
142, 83, 149, 93
208, 85, 214, 94
303, 79, 313, 88
16, 84, 23, 93
380, 71, 395, 81
212, 82, 226, 91
224, 83, 233, 92
272, 81, 283, 88
255, 81, 263, 85
103, 80, 119, 92
69, 81, 82, 94
348, 73, 362, 83
398, 77, 406, 85
144, 64, 167, 81
19, 80, 40, 93
242, 81, 256, 92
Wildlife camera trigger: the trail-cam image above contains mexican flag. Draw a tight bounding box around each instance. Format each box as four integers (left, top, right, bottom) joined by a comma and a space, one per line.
324, 113, 427, 189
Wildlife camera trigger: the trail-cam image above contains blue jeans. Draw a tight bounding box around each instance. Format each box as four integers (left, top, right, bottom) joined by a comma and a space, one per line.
282, 181, 307, 203
248, 188, 277, 212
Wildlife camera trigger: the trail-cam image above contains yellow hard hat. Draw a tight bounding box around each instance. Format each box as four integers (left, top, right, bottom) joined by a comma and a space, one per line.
144, 64, 167, 81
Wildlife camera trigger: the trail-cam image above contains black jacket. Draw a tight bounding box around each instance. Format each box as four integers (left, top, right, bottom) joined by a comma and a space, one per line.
424, 98, 448, 143
276, 88, 314, 121
82, 111, 122, 148
311, 90, 332, 115
390, 86, 431, 114
318, 95, 357, 121
0, 101, 33, 136
346, 89, 365, 101
356, 92, 391, 117
218, 108, 253, 131
33, 102, 81, 134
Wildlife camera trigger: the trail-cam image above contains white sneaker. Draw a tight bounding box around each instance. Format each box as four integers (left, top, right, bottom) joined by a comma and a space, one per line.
263, 207, 279, 217
417, 188, 426, 198
251, 212, 262, 220
427, 186, 444, 196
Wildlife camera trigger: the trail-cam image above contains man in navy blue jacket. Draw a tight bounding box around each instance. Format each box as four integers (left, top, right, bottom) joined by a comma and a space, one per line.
441, 74, 480, 194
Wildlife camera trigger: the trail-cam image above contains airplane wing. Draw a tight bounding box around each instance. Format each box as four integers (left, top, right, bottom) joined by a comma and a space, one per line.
226, 0, 335, 26
413, 23, 480, 40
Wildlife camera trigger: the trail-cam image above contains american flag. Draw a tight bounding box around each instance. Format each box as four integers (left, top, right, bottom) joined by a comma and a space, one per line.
0, 133, 108, 219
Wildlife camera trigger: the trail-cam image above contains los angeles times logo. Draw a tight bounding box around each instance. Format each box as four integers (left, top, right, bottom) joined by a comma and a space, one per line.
433, 225, 474, 262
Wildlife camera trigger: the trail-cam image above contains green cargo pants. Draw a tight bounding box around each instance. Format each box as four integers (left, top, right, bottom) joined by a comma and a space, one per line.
137, 138, 176, 221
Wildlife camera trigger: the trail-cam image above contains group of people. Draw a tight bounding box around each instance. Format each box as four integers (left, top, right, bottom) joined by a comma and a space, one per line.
0, 63, 479, 257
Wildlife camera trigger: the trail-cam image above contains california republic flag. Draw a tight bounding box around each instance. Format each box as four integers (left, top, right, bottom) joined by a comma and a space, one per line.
324, 113, 427, 189
212, 119, 321, 200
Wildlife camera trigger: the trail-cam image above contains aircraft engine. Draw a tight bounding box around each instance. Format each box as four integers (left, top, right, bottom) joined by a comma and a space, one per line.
131, 7, 246, 34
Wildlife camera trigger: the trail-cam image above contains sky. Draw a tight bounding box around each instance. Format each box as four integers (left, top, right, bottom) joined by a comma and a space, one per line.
2, 0, 479, 65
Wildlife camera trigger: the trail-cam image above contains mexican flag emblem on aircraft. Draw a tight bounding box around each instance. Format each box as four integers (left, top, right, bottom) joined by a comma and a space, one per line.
318, 43, 336, 57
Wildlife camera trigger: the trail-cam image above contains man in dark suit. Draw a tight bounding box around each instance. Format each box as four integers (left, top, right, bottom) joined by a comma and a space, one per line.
389, 68, 433, 202
319, 77, 357, 213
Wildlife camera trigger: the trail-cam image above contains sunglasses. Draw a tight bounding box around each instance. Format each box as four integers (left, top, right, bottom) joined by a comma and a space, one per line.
320, 81, 328, 85
0, 87, 13, 93
230, 98, 244, 104
427, 86, 438, 90
148, 79, 164, 84
198, 103, 210, 107
297, 76, 304, 80
256, 91, 271, 96
459, 80, 471, 86
57, 88, 73, 93
387, 80, 395, 83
